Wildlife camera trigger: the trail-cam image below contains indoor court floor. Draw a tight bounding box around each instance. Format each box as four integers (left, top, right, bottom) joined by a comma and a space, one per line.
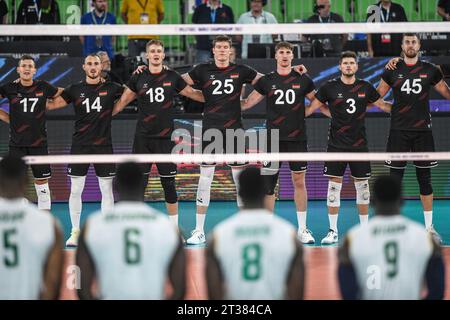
55, 200, 450, 300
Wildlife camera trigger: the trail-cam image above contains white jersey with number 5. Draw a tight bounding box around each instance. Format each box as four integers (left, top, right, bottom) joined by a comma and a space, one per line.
212, 209, 297, 300
0, 198, 55, 299
347, 215, 433, 300
84, 202, 179, 299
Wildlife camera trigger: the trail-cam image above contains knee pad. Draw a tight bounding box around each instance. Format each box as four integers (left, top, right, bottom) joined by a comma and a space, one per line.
354, 180, 370, 205
264, 172, 279, 196
416, 168, 433, 196
160, 177, 178, 204
34, 182, 51, 210
327, 181, 342, 207
98, 177, 114, 212
196, 166, 215, 206
70, 176, 86, 196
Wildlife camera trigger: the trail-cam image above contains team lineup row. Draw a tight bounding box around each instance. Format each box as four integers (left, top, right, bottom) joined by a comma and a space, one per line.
0, 34, 450, 248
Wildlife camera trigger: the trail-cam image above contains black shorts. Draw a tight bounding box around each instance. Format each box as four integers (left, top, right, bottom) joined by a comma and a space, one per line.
385, 130, 437, 169
324, 146, 371, 179
201, 128, 248, 167
262, 140, 308, 174
68, 145, 115, 178
9, 146, 51, 180
133, 135, 177, 177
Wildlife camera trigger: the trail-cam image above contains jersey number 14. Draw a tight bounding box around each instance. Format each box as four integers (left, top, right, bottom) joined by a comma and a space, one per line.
82, 97, 103, 113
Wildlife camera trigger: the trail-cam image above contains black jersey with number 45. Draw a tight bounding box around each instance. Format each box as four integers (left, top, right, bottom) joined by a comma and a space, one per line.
127, 69, 187, 138
0, 80, 58, 147
61, 81, 123, 146
315, 78, 380, 150
188, 62, 257, 130
254, 70, 315, 141
381, 60, 443, 131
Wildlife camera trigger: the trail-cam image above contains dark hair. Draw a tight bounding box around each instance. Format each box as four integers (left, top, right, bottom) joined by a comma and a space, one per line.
115, 162, 143, 196
0, 154, 28, 185
373, 175, 403, 206
402, 33, 420, 43
339, 51, 358, 64
18, 55, 35, 66
275, 41, 294, 53
146, 39, 165, 51
238, 167, 266, 207
213, 35, 232, 47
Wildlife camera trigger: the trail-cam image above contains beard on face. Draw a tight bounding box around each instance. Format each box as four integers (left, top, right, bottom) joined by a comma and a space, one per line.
403, 49, 418, 58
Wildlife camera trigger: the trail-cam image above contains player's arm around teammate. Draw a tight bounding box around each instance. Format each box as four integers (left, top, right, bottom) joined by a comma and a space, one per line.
0, 108, 9, 123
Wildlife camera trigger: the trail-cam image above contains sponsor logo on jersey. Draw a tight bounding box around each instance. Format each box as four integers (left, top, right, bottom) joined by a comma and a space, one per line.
358, 92, 365, 98
35, 91, 43, 97
99, 91, 108, 96
163, 82, 172, 86
292, 84, 301, 89
230, 73, 239, 79
419, 74, 428, 78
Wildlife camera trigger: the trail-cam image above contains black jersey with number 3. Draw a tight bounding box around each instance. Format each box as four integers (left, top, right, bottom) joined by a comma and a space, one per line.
381, 60, 443, 131
254, 70, 315, 141
188, 62, 257, 130
61, 81, 123, 146
315, 78, 380, 150
127, 69, 187, 138
0, 80, 58, 147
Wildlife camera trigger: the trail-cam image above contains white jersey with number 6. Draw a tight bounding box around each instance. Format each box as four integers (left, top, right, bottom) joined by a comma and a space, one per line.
0, 198, 55, 299
212, 209, 297, 300
84, 202, 179, 299
347, 215, 433, 300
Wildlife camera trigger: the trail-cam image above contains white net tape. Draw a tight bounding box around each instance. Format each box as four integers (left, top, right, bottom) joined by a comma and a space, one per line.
0, 22, 449, 36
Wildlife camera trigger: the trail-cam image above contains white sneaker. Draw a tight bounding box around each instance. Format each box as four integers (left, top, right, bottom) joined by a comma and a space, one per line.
321, 229, 338, 245
427, 225, 442, 244
186, 229, 206, 245
298, 229, 315, 244
66, 228, 80, 247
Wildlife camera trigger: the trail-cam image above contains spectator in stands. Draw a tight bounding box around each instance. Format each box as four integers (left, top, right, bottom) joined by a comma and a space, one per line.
121, 0, 164, 58
437, 0, 450, 21
80, 0, 116, 61
236, 0, 278, 59
0, 0, 7, 24
15, 0, 60, 41
366, 1, 407, 57
97, 51, 123, 84
192, 0, 234, 63
303, 0, 347, 57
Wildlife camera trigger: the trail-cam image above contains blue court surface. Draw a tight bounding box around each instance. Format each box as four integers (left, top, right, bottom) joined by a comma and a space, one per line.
52, 199, 450, 247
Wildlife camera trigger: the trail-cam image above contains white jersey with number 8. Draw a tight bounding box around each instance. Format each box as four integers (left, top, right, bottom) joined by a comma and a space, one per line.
212, 210, 297, 300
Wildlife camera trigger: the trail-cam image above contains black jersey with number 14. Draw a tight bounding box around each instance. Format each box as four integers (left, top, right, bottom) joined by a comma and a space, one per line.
61, 81, 123, 146
315, 78, 380, 150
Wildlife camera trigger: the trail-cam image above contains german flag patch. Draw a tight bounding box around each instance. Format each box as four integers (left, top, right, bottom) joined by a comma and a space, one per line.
163, 82, 172, 86
358, 92, 365, 98
99, 91, 108, 96
292, 84, 301, 89
35, 91, 43, 97
419, 74, 428, 78
230, 74, 239, 79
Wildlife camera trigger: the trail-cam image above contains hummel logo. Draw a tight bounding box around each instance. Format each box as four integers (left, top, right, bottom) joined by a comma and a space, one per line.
80, 93, 85, 98
210, 75, 215, 80
143, 83, 148, 88
398, 74, 404, 79
338, 93, 343, 98
271, 85, 276, 89
18, 93, 22, 97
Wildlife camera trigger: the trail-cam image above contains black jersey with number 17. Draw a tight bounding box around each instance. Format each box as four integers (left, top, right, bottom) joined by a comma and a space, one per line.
381, 60, 443, 131
126, 69, 187, 138
61, 81, 123, 146
254, 70, 315, 141
315, 78, 380, 150
188, 62, 258, 130
0, 80, 58, 147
